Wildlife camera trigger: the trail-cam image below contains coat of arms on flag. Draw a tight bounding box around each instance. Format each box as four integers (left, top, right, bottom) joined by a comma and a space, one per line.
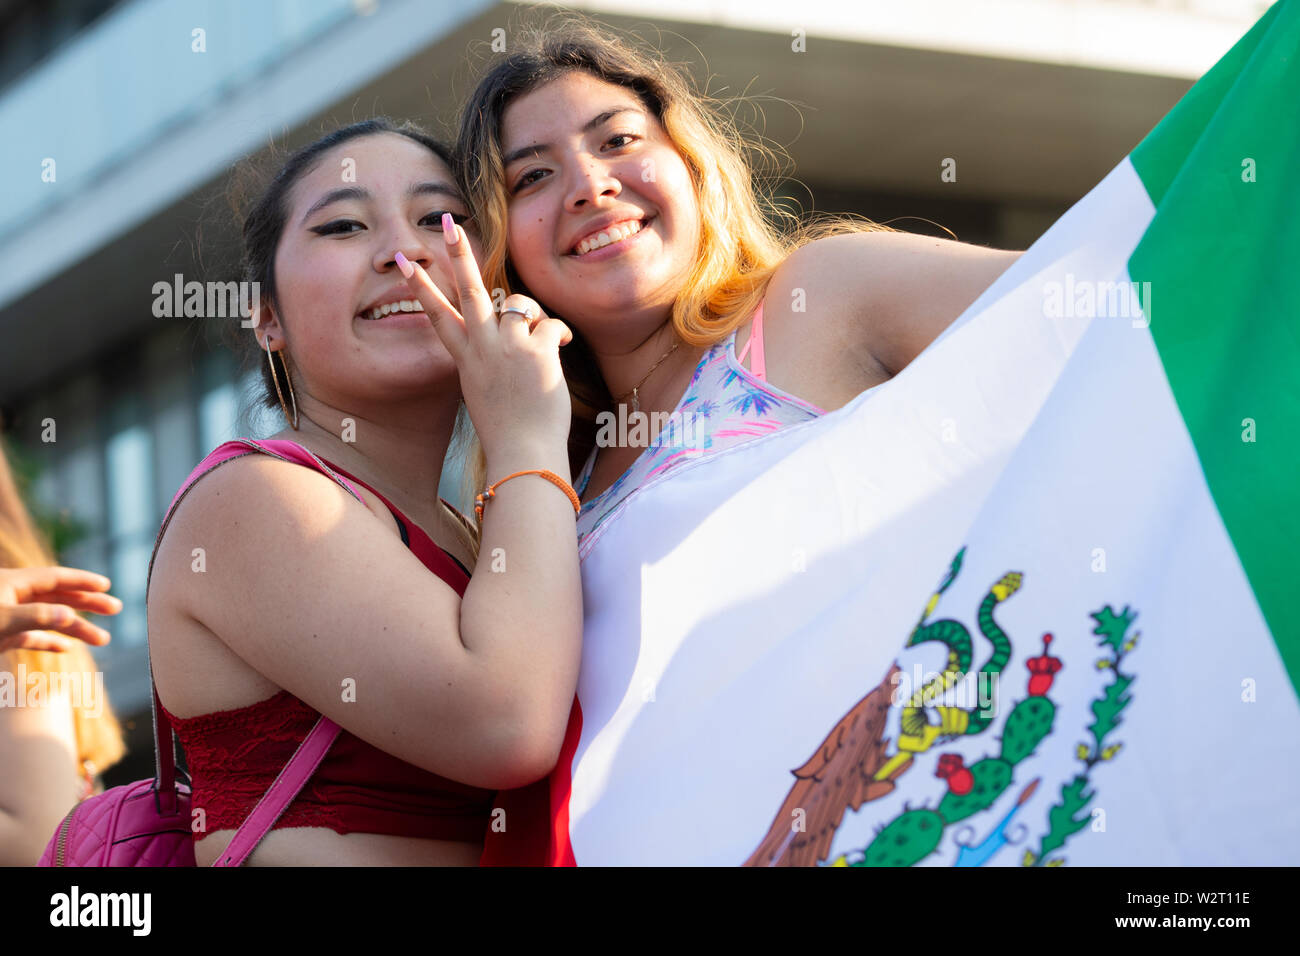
745, 547, 1143, 867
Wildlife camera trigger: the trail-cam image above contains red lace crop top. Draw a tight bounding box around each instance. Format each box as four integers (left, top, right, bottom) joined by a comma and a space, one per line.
153, 439, 494, 844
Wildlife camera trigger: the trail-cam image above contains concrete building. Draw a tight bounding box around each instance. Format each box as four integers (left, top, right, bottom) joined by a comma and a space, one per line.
0, 0, 1273, 780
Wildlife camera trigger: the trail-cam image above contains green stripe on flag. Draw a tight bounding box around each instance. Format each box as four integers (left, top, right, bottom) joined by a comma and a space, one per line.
1129, 0, 1300, 689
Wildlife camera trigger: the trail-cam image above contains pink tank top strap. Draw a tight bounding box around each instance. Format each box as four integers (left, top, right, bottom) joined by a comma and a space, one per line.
735, 300, 767, 382
146, 438, 366, 599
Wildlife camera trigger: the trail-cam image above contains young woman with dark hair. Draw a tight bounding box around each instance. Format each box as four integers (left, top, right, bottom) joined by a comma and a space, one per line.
147, 118, 582, 866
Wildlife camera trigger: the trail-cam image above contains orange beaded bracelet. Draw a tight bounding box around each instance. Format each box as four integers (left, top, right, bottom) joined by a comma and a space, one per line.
474, 469, 582, 523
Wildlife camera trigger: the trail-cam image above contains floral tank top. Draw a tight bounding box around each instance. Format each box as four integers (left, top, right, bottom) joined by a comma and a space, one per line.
573, 299, 835, 552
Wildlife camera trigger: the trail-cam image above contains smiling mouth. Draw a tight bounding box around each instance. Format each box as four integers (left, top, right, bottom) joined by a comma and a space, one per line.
357, 300, 427, 321
567, 217, 652, 257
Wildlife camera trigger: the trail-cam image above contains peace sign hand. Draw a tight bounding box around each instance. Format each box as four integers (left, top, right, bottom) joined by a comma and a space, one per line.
397, 214, 573, 461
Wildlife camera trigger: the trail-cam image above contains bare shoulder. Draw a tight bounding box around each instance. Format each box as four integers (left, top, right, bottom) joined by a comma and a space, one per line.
150, 452, 401, 612
147, 452, 407, 714
146, 449, 500, 780
767, 231, 1024, 378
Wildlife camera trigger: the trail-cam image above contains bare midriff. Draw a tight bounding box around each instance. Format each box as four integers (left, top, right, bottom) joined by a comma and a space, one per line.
195, 828, 481, 867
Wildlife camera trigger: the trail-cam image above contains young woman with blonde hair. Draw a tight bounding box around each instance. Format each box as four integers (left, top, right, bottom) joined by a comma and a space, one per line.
457, 14, 1023, 546
0, 441, 125, 865
453, 12, 1024, 862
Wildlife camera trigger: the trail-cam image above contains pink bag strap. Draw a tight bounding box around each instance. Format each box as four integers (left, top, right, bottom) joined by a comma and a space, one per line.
735, 299, 767, 382
145, 437, 364, 865
146, 686, 340, 866
211, 713, 341, 866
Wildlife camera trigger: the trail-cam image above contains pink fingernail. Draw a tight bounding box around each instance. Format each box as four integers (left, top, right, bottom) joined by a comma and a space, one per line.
442, 213, 460, 245
394, 251, 414, 278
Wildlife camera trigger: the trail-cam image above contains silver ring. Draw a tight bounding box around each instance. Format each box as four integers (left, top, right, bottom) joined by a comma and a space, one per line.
500, 305, 533, 320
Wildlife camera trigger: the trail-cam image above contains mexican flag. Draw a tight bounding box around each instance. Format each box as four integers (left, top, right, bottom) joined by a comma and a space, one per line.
486, 0, 1300, 866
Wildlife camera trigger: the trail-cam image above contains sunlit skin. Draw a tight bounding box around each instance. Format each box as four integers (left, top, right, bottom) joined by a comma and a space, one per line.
502, 72, 705, 395
0, 566, 120, 651
499, 71, 1023, 502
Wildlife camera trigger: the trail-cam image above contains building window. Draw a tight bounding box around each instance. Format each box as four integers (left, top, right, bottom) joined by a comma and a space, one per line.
104, 419, 153, 648
198, 380, 239, 454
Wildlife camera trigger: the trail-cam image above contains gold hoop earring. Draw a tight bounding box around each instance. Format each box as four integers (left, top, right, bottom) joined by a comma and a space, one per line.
264, 336, 299, 430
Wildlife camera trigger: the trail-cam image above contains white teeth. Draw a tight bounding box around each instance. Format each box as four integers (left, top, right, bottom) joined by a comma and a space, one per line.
361, 300, 426, 320
575, 219, 643, 256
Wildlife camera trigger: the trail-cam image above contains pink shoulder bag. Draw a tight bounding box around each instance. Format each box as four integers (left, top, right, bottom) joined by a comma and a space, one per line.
39, 687, 339, 867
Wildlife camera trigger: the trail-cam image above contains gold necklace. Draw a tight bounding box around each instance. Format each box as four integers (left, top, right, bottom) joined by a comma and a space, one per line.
612, 340, 680, 413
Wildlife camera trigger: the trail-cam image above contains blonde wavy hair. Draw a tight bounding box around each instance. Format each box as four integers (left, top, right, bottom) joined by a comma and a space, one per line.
0, 440, 126, 781
454, 9, 892, 482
